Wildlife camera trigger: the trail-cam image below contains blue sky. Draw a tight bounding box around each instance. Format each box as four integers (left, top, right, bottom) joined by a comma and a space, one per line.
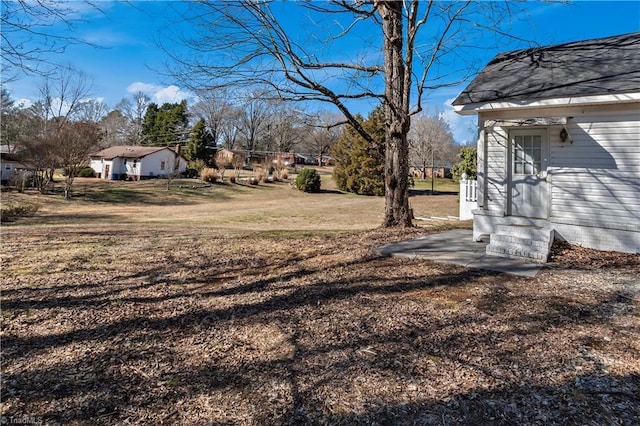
3, 1, 639, 144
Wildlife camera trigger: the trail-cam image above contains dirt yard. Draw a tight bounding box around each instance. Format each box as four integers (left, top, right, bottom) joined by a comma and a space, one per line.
1, 177, 638, 425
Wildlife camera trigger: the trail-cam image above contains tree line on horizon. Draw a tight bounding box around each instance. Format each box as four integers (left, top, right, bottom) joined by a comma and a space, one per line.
1, 72, 469, 199
3, 0, 512, 227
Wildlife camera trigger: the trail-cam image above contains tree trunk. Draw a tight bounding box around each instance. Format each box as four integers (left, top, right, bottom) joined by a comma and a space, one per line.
379, 1, 412, 228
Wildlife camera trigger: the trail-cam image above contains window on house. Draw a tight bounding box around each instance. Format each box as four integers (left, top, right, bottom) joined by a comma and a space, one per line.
160, 161, 166, 171
514, 135, 541, 175
124, 159, 127, 165
133, 159, 137, 166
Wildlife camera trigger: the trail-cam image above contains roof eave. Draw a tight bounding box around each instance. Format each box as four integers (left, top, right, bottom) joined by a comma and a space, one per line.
453, 92, 640, 115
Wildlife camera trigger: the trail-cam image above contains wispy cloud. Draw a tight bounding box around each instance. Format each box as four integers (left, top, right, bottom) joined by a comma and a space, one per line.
80, 30, 131, 47
442, 97, 476, 145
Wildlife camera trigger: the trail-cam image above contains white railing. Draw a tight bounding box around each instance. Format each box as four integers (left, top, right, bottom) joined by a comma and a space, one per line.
459, 179, 477, 220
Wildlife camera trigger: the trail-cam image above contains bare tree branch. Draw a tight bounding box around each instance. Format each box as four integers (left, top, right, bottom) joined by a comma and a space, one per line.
165, 0, 535, 227
1, 0, 102, 79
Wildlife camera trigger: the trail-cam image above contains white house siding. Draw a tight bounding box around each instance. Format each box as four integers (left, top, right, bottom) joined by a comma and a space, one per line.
122, 158, 142, 178
137, 150, 187, 178
111, 158, 125, 178
483, 126, 509, 213
475, 103, 640, 253
138, 150, 181, 177
89, 159, 100, 175
89, 158, 115, 179
1, 161, 18, 182
90, 148, 187, 180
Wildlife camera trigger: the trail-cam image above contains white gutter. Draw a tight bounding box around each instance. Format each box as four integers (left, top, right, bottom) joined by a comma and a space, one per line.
453, 92, 640, 115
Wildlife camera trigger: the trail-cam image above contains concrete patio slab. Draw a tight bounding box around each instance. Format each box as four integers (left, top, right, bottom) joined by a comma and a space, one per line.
375, 229, 543, 277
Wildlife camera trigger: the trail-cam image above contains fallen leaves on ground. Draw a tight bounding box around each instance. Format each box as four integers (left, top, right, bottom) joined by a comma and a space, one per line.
1, 226, 638, 425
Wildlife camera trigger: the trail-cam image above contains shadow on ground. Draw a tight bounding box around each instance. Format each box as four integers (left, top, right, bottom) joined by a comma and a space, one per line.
2, 230, 638, 424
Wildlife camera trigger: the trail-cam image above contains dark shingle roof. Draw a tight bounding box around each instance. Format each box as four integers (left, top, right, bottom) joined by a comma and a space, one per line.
89, 146, 168, 160
452, 32, 640, 106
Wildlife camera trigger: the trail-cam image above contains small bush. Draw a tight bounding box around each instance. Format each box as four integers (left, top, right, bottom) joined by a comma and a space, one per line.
185, 168, 199, 179
188, 159, 207, 172
229, 175, 236, 184
200, 167, 219, 183
1, 202, 39, 222
295, 168, 321, 193
249, 177, 259, 185
78, 167, 95, 177
408, 175, 415, 189
280, 169, 289, 180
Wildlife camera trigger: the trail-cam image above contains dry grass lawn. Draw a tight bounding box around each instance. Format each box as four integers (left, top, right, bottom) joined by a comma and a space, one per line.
1, 173, 638, 425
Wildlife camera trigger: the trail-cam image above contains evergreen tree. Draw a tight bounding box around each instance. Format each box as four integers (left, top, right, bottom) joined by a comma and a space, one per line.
1, 89, 16, 148
451, 146, 477, 180
331, 106, 385, 196
186, 119, 213, 161
141, 100, 189, 146
141, 103, 158, 144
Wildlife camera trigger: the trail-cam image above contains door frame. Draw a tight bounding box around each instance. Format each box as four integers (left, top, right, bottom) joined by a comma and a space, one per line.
506, 127, 550, 218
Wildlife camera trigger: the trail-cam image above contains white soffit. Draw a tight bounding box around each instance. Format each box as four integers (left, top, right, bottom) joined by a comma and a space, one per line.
453, 92, 640, 115
485, 117, 568, 128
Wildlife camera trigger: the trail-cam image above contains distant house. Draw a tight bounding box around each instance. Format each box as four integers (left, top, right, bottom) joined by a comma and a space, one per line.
214, 149, 295, 170
0, 152, 33, 184
452, 32, 640, 258
410, 164, 452, 179
88, 145, 187, 180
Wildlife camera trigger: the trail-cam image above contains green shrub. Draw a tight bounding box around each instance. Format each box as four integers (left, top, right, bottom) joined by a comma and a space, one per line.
295, 168, 321, 193
78, 167, 95, 177
451, 146, 477, 180
185, 168, 199, 179
188, 159, 207, 172
408, 175, 415, 189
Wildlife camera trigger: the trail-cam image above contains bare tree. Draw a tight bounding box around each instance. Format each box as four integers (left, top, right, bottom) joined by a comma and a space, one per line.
191, 89, 233, 148
237, 92, 270, 151
167, 1, 526, 227
265, 102, 304, 154
19, 68, 94, 192
220, 106, 242, 150
302, 112, 343, 165
76, 99, 109, 123
39, 67, 93, 127
56, 121, 103, 199
19, 133, 57, 193
231, 151, 246, 180
115, 91, 150, 144
214, 149, 231, 182
162, 151, 184, 190
409, 112, 456, 180
100, 110, 128, 147
1, 0, 100, 79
